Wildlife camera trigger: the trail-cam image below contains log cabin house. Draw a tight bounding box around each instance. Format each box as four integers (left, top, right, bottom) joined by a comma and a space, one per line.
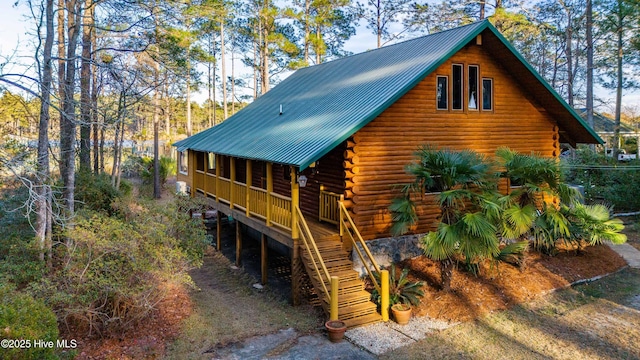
174, 20, 601, 328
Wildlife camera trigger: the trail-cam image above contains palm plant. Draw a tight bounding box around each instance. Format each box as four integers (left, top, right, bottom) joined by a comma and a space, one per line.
496, 148, 579, 253
566, 203, 627, 249
390, 146, 501, 290
371, 264, 424, 307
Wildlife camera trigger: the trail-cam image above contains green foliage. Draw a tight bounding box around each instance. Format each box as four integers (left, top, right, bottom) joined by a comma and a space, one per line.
371, 264, 424, 308
0, 283, 59, 360
497, 148, 578, 253
0, 184, 45, 287
392, 146, 501, 283
31, 197, 207, 337
389, 196, 417, 236
495, 241, 529, 266
563, 146, 640, 211
138, 156, 177, 186
75, 171, 131, 214
391, 145, 627, 286
566, 203, 627, 247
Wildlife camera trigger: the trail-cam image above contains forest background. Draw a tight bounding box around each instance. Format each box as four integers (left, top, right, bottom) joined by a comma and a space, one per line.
0, 1, 638, 358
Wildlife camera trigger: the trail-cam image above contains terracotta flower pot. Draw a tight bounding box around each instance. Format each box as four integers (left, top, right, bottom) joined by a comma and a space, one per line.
325, 320, 347, 343
391, 303, 412, 325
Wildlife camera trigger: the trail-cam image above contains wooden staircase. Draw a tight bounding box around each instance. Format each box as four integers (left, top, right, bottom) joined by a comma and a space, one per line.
300, 231, 382, 328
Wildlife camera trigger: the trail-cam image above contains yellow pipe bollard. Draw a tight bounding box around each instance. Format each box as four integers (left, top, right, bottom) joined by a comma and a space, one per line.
330, 276, 339, 321
381, 270, 389, 322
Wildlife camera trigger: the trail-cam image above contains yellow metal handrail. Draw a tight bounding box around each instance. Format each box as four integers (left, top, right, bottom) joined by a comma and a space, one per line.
295, 206, 331, 300
339, 199, 382, 292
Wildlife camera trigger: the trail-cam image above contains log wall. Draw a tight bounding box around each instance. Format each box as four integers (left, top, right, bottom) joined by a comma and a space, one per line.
350, 42, 560, 240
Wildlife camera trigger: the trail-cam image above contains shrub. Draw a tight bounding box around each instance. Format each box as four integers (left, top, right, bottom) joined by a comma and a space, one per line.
563, 146, 640, 211
75, 171, 131, 214
31, 197, 207, 337
139, 156, 176, 186
0, 184, 45, 287
0, 283, 59, 360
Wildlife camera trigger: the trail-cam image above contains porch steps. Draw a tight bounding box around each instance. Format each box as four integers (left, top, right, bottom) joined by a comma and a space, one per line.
300, 231, 381, 329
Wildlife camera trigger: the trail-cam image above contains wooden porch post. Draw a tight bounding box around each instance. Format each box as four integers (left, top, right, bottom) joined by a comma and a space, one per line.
246, 160, 252, 217
290, 166, 300, 305
216, 210, 221, 251
230, 157, 236, 209
236, 221, 242, 266
266, 162, 273, 226
215, 154, 220, 202
290, 166, 299, 240
189, 151, 195, 197
261, 233, 268, 285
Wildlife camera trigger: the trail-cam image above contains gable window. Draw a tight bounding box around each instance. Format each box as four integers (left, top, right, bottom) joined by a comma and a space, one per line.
179, 151, 188, 175
482, 78, 493, 111
436, 76, 448, 110
207, 152, 216, 173
452, 64, 463, 110
468, 65, 479, 110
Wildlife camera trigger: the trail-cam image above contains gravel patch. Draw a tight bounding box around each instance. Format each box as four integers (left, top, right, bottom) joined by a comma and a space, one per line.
345, 316, 458, 355
207, 328, 376, 360
387, 316, 457, 340
345, 322, 414, 355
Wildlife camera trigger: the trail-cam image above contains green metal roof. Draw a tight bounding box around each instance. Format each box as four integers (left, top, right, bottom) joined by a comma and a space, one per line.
175, 20, 602, 170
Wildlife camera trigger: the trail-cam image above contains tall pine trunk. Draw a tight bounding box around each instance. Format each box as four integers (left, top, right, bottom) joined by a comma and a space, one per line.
221, 20, 228, 119
613, 0, 624, 155
37, 0, 55, 264
60, 0, 84, 230
586, 0, 594, 136
79, 2, 93, 172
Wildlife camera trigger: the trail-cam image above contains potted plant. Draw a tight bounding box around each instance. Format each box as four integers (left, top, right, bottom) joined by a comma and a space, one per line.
371, 264, 424, 325
390, 303, 412, 325
325, 320, 347, 342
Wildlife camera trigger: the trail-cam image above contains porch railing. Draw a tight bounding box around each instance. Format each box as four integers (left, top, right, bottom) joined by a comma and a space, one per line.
339, 198, 382, 293
319, 187, 341, 224
193, 175, 291, 230
233, 181, 247, 210
249, 186, 268, 218
295, 206, 339, 320
218, 178, 231, 204
270, 193, 292, 230
194, 170, 206, 193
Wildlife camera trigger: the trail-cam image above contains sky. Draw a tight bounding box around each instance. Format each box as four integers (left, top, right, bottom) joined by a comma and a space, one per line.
0, 1, 638, 115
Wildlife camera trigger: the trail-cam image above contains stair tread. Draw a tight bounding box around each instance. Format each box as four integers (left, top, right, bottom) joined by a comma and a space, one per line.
337, 301, 378, 313
343, 313, 383, 328
321, 292, 371, 305
302, 225, 381, 329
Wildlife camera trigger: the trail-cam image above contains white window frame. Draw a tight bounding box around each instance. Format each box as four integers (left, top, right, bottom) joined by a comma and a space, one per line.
179, 150, 188, 175
468, 65, 479, 110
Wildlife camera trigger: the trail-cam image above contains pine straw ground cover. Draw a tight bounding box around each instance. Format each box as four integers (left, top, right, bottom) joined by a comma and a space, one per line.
402, 244, 628, 322
381, 268, 640, 359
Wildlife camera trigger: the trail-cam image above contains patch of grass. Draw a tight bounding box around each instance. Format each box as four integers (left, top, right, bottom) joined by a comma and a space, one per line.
574, 268, 640, 305
165, 252, 321, 359
380, 269, 640, 359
